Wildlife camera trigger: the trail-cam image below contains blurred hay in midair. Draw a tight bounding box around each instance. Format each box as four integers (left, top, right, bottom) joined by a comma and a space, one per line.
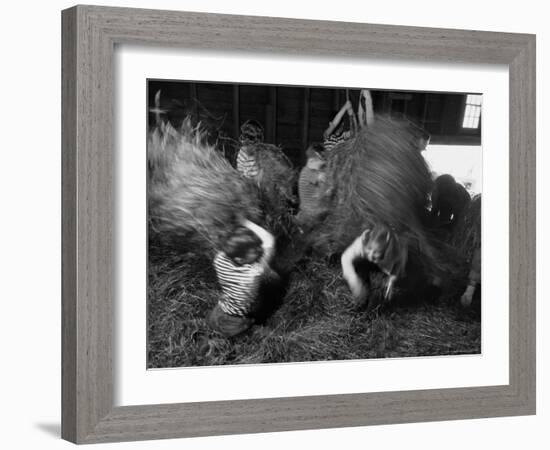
148, 118, 261, 252
314, 118, 439, 267
149, 88, 241, 167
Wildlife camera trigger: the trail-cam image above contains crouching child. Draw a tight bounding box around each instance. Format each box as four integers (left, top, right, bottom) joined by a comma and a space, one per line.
341, 225, 408, 309
209, 218, 280, 337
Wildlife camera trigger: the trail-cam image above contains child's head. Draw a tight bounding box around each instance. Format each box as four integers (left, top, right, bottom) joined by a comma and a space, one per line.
223, 226, 264, 265
239, 120, 264, 146
363, 225, 391, 264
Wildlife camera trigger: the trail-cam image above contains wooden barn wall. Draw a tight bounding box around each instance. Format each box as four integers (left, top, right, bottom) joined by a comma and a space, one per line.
148, 80, 481, 167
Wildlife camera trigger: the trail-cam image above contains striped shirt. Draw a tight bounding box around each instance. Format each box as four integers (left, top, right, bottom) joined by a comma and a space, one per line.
214, 253, 264, 316
323, 130, 351, 152
236, 147, 259, 179
213, 226, 275, 317
298, 166, 326, 215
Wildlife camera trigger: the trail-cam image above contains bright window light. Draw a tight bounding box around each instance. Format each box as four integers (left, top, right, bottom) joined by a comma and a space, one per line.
462, 94, 482, 129
423, 144, 482, 194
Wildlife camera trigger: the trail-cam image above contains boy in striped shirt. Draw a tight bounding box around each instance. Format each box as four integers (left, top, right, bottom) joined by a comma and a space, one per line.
208, 217, 279, 337
236, 120, 264, 180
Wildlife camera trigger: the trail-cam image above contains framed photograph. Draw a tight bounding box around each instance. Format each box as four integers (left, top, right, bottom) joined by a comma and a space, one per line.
62, 5, 536, 444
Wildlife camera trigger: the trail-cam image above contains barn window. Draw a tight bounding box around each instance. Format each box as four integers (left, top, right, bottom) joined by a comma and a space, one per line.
423, 144, 482, 194
462, 94, 482, 129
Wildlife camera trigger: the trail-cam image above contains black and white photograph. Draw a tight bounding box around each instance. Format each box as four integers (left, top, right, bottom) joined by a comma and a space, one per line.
2, 0, 544, 447
147, 80, 482, 368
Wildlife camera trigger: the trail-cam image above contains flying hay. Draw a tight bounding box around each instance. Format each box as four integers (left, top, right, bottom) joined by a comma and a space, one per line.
316, 117, 433, 250
148, 119, 261, 251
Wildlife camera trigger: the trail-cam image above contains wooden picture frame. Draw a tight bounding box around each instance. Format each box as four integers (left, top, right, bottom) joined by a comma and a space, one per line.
61, 5, 536, 444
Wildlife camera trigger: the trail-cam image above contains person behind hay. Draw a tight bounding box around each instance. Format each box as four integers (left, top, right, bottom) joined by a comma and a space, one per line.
234, 119, 297, 239
209, 217, 281, 337
236, 119, 264, 180
430, 174, 471, 229
296, 143, 328, 226
313, 117, 447, 306
449, 194, 481, 309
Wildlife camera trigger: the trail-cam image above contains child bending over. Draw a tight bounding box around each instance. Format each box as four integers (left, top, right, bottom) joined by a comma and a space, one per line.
341, 225, 408, 307
209, 218, 279, 337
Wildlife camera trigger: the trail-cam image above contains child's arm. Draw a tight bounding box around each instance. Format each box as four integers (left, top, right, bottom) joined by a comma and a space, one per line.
461, 247, 481, 307
241, 219, 275, 264
361, 89, 374, 126
323, 100, 353, 140
341, 231, 369, 301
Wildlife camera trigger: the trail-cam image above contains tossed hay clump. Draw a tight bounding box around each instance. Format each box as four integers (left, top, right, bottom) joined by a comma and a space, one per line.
148, 118, 261, 251
316, 118, 434, 253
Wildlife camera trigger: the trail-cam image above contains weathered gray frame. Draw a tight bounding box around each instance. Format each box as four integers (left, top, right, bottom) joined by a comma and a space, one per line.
62, 5, 536, 444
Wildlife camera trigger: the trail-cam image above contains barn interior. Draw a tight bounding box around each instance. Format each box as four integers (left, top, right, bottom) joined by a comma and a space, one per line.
147, 80, 482, 368
147, 80, 482, 191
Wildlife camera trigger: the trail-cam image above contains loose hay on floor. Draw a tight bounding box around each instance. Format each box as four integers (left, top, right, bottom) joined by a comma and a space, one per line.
147, 242, 481, 368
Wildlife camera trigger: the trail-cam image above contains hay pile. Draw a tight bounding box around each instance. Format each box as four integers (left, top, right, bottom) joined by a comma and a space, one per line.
147, 250, 481, 368
315, 118, 434, 255
148, 119, 261, 252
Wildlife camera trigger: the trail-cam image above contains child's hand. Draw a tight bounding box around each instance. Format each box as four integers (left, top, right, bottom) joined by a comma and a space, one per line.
240, 217, 255, 228
350, 281, 367, 301
345, 281, 368, 309
460, 285, 475, 308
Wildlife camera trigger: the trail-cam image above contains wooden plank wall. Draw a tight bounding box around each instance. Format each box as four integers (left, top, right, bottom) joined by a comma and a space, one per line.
147, 80, 482, 167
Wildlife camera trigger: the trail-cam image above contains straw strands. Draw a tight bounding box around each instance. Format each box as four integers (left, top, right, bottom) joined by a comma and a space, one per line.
148, 118, 261, 251
316, 118, 434, 253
